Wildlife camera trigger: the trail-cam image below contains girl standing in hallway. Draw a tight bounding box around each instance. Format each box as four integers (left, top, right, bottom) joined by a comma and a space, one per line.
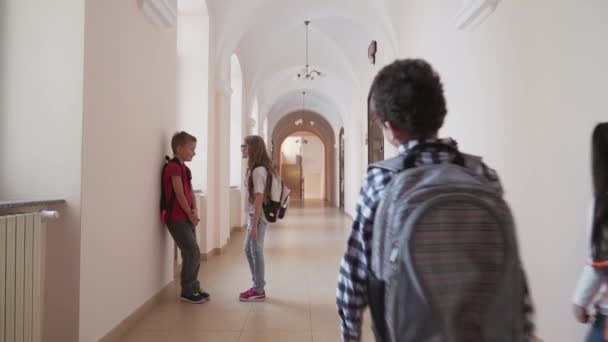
573, 123, 608, 342
239, 135, 273, 302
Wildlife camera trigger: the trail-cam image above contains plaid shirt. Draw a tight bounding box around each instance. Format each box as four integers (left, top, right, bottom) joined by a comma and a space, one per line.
336, 138, 535, 342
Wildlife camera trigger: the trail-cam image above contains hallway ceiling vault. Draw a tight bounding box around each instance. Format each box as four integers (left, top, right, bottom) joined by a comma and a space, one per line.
207, 0, 401, 136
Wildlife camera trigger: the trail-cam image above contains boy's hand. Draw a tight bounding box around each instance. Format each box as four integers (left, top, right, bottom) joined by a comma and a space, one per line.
250, 227, 258, 241
573, 304, 590, 323
188, 212, 200, 226
191, 210, 200, 224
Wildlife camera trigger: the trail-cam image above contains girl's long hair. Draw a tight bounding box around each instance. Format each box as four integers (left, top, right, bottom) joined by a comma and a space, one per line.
245, 135, 274, 204
591, 123, 608, 260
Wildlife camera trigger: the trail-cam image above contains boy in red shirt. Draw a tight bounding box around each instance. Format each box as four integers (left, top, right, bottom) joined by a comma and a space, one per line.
162, 131, 209, 304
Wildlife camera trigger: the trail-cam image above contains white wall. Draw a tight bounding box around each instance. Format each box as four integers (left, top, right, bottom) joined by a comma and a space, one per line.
343, 100, 367, 217
0, 1, 85, 341
263, 117, 269, 145
203, 11, 233, 254
398, 1, 608, 340
79, 0, 177, 340
230, 55, 243, 187
177, 11, 209, 191
281, 136, 300, 165
229, 187, 242, 228
303, 136, 325, 199
251, 97, 259, 135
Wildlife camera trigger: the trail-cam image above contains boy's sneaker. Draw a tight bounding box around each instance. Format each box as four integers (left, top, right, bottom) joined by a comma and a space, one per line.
239, 288, 266, 302
196, 290, 210, 301
180, 291, 209, 304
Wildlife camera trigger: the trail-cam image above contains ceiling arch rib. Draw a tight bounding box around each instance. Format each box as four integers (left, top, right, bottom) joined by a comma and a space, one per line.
267, 90, 343, 142
210, 0, 399, 89
239, 22, 361, 118
258, 68, 351, 123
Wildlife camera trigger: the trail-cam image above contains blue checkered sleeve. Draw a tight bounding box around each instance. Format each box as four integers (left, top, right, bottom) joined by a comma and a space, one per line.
336, 167, 394, 342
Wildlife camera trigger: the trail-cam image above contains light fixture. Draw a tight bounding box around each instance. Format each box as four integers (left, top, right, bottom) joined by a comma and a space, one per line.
455, 0, 501, 31
301, 91, 307, 109
368, 40, 377, 65
296, 21, 324, 80
141, 0, 177, 28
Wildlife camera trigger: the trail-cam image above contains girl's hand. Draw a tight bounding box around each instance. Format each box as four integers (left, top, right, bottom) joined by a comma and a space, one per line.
573, 304, 590, 323
250, 227, 258, 241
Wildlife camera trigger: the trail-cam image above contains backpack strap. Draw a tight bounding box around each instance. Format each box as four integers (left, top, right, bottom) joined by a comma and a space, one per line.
368, 154, 407, 173
264, 168, 284, 203
161, 157, 188, 223
184, 164, 193, 189
263, 167, 273, 204
461, 153, 484, 172
369, 143, 474, 173
403, 142, 465, 168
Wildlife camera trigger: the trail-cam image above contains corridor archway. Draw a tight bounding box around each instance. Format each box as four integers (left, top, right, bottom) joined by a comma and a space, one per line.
271, 111, 336, 206
280, 132, 326, 201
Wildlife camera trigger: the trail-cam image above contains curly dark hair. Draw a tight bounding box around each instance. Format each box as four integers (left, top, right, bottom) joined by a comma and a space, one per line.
369, 59, 447, 139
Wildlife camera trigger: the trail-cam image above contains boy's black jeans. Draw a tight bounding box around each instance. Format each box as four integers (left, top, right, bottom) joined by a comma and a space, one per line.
167, 221, 201, 296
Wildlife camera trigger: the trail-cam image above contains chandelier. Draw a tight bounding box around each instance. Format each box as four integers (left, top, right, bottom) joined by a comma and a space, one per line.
296, 21, 323, 80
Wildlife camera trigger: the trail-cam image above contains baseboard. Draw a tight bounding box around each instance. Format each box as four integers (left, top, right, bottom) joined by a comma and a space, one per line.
231, 224, 245, 233
200, 247, 221, 261
99, 282, 174, 342
200, 225, 245, 261
106, 224, 247, 339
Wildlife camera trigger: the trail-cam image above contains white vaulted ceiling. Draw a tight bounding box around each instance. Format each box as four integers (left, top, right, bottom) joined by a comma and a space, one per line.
207, 0, 401, 135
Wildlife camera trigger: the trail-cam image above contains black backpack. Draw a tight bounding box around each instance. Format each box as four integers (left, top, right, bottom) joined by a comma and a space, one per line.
160, 156, 192, 224
261, 167, 289, 223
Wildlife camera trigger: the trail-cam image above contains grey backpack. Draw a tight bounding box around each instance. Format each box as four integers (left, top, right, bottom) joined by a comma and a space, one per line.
368, 143, 527, 342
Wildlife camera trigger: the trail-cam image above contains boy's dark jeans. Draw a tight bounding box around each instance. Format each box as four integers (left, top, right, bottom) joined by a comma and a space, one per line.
167, 221, 201, 296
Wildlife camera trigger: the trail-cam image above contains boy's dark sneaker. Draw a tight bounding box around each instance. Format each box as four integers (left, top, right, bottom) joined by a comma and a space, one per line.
180, 291, 209, 304
196, 290, 210, 301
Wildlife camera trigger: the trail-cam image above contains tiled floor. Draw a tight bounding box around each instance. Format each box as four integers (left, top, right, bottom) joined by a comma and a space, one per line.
120, 200, 375, 342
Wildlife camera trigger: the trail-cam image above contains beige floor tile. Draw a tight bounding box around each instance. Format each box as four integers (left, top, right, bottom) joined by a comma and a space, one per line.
310, 305, 340, 333
243, 308, 312, 333
312, 331, 340, 342
238, 332, 313, 342
171, 331, 241, 342
172, 308, 251, 332
120, 332, 171, 342
121, 201, 352, 341
130, 309, 180, 332
313, 330, 375, 342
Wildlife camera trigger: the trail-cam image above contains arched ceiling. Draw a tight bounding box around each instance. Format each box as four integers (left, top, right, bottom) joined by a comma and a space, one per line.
266, 89, 343, 139
207, 0, 400, 135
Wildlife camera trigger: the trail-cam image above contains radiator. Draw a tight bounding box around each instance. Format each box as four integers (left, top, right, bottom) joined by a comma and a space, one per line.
0, 212, 50, 342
